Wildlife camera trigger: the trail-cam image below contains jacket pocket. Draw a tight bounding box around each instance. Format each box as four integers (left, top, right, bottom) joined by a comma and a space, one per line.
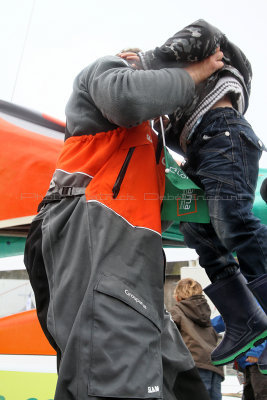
88, 274, 163, 399
112, 147, 135, 198
239, 131, 265, 192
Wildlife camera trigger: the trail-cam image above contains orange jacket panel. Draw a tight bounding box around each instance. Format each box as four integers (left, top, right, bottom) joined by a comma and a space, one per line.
56, 122, 165, 233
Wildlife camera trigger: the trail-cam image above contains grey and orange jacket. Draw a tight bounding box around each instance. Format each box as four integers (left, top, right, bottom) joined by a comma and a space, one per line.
44, 55, 196, 233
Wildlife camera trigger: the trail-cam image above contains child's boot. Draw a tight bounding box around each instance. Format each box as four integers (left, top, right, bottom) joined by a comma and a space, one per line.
204, 271, 267, 366
247, 274, 267, 374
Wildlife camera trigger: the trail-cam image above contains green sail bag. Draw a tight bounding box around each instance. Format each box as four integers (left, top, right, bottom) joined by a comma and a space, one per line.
159, 117, 210, 223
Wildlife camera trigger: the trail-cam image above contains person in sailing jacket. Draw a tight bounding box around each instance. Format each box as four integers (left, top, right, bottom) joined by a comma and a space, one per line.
139, 19, 267, 370
24, 33, 224, 400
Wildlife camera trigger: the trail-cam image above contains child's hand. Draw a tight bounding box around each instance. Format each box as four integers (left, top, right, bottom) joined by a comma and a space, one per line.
246, 356, 258, 363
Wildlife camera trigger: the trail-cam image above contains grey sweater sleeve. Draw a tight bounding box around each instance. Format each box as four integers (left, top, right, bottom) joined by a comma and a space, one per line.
65, 55, 195, 136
85, 56, 195, 128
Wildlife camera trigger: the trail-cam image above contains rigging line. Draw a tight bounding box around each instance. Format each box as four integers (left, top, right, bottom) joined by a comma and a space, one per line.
0, 281, 30, 297
10, 0, 36, 102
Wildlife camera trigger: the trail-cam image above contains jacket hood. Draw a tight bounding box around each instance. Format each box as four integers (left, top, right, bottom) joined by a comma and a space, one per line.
139, 19, 252, 107
176, 294, 212, 327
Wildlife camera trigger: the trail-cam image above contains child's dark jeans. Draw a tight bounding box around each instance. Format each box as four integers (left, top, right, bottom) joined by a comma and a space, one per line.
180, 107, 267, 283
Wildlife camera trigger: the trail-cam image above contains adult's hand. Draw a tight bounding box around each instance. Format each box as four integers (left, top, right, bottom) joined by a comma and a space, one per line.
117, 51, 142, 69
184, 47, 224, 85
118, 51, 140, 61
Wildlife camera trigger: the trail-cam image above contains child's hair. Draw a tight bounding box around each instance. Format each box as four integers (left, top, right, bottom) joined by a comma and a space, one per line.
174, 278, 203, 301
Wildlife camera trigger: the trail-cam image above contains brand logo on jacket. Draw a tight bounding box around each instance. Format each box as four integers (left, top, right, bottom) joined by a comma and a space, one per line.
124, 289, 147, 309
146, 133, 152, 143
148, 386, 160, 393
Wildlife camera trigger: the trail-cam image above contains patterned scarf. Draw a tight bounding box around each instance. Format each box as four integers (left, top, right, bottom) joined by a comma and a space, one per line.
139, 19, 252, 154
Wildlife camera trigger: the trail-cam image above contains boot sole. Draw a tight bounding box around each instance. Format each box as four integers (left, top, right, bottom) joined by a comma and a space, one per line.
211, 329, 267, 366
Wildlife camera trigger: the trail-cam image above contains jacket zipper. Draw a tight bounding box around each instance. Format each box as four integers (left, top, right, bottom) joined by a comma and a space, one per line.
112, 147, 135, 199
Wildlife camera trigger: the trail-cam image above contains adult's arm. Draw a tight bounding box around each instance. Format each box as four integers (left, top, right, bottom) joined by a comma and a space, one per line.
86, 56, 195, 128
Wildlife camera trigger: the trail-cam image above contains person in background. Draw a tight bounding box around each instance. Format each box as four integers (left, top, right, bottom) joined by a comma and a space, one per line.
260, 177, 267, 204
24, 32, 223, 400
238, 346, 267, 400
170, 278, 224, 400
212, 314, 267, 400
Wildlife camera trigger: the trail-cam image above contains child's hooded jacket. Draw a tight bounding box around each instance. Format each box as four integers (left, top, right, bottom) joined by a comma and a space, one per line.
171, 294, 224, 378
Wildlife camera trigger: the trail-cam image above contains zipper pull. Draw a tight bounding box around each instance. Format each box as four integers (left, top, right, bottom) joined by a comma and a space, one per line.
112, 147, 135, 199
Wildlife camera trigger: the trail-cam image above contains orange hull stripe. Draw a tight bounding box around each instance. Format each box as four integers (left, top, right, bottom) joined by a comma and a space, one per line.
0, 117, 63, 221
0, 310, 56, 355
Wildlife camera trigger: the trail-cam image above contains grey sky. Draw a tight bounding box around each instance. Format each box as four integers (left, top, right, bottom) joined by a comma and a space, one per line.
1, 0, 267, 166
